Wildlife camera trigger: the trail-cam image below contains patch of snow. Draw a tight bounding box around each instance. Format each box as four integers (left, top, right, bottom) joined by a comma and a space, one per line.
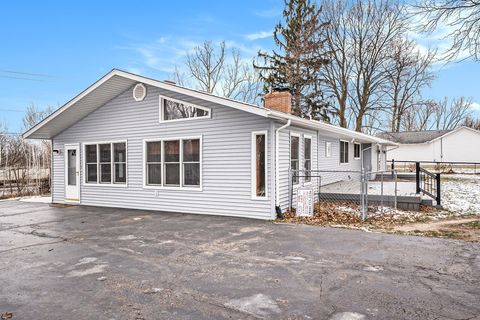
225, 293, 281, 317
117, 235, 137, 240
338, 206, 357, 213
19, 196, 52, 203
285, 256, 306, 261
363, 265, 383, 272
441, 174, 480, 215
75, 257, 98, 266
67, 264, 107, 277
329, 312, 366, 320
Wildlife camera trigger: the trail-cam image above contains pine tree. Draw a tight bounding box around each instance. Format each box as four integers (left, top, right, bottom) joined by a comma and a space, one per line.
255, 0, 330, 120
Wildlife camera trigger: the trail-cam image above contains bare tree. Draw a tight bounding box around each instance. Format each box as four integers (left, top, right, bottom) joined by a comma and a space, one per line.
415, 0, 480, 61
23, 103, 54, 131
179, 41, 263, 104
432, 97, 473, 130
320, 0, 408, 131
384, 39, 436, 132
401, 100, 437, 130
320, 0, 353, 127
348, 0, 408, 132
463, 115, 480, 130
186, 41, 226, 94
402, 97, 473, 130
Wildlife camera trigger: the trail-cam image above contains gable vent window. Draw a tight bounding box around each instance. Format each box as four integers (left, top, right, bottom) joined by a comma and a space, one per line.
133, 83, 147, 102
159, 95, 211, 122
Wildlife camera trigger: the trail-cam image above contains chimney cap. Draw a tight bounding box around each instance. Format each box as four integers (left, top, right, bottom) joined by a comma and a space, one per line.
270, 87, 290, 93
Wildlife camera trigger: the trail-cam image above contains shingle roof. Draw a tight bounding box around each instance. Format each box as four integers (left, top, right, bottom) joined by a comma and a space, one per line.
376, 130, 453, 144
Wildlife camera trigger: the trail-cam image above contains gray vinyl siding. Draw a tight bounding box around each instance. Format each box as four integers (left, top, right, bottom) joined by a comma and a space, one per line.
278, 130, 364, 211
277, 125, 318, 211
52, 85, 274, 219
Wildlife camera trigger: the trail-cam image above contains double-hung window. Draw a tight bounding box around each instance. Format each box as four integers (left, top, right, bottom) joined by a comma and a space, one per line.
84, 142, 127, 185
340, 140, 349, 164
146, 142, 162, 185
354, 143, 361, 159
304, 136, 312, 182
144, 137, 201, 188
252, 131, 267, 198
290, 135, 300, 185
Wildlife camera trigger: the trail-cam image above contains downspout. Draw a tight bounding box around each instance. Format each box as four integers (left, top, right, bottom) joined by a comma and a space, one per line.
275, 119, 291, 214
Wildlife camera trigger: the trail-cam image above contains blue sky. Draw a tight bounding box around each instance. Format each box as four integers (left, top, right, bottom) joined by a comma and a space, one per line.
1, 0, 479, 133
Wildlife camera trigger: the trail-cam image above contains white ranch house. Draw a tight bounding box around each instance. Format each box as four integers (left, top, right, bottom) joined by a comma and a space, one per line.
378, 127, 480, 163
24, 69, 395, 220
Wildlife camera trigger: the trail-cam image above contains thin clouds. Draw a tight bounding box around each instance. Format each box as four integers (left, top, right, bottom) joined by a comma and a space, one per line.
253, 8, 281, 18
471, 102, 480, 111
245, 30, 273, 41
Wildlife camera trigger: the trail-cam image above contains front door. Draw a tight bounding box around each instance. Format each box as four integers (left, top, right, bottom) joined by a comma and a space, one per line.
64, 144, 80, 203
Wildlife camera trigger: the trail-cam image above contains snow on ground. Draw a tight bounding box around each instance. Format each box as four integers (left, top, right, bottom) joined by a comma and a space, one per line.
441, 174, 480, 215
19, 196, 52, 204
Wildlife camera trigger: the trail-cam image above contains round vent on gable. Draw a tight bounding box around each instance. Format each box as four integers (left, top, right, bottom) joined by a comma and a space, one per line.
133, 83, 146, 102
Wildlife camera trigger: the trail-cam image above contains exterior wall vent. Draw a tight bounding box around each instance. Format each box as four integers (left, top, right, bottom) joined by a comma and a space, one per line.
133, 83, 146, 102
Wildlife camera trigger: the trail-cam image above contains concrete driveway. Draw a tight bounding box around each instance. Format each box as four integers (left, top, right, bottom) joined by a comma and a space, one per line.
0, 200, 479, 320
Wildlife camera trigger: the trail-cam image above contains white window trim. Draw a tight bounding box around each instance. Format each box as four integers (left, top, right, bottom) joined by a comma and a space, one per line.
82, 140, 128, 187
290, 132, 301, 185
303, 134, 313, 185
340, 139, 349, 165
142, 136, 203, 191
251, 130, 268, 200
159, 95, 211, 123
354, 142, 361, 160
325, 141, 332, 158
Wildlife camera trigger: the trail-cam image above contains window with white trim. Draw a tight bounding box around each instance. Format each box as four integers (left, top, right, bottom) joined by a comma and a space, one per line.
252, 131, 267, 198
144, 137, 201, 188
146, 142, 162, 185
160, 96, 211, 122
304, 136, 312, 182
183, 139, 200, 186
354, 143, 361, 159
114, 143, 127, 183
291, 135, 300, 184
340, 140, 349, 164
84, 142, 127, 185
325, 142, 332, 157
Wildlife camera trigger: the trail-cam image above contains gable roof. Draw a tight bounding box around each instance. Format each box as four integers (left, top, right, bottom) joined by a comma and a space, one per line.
377, 130, 452, 144
23, 69, 395, 146
377, 127, 480, 144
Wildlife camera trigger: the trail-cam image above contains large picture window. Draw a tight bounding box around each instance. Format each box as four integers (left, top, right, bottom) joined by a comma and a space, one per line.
340, 140, 349, 164
160, 96, 210, 122
304, 136, 312, 183
290, 135, 300, 185
144, 137, 202, 189
252, 131, 267, 199
84, 141, 127, 185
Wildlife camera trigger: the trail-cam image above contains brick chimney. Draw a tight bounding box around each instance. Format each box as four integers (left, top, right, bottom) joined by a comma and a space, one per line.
264, 88, 292, 114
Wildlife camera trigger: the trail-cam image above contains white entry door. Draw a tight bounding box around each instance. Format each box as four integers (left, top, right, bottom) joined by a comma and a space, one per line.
64, 144, 80, 203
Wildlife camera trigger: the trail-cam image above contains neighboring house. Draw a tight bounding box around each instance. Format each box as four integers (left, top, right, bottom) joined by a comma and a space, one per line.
24, 69, 395, 220
378, 127, 480, 163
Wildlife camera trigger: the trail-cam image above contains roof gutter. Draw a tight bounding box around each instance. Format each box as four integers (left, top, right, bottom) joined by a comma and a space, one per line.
275, 119, 291, 213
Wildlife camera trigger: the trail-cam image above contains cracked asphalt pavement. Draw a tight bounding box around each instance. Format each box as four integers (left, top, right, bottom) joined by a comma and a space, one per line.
0, 200, 479, 319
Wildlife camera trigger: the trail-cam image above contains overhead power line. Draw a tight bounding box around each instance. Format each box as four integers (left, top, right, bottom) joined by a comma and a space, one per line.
0, 69, 55, 78
0, 75, 43, 82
